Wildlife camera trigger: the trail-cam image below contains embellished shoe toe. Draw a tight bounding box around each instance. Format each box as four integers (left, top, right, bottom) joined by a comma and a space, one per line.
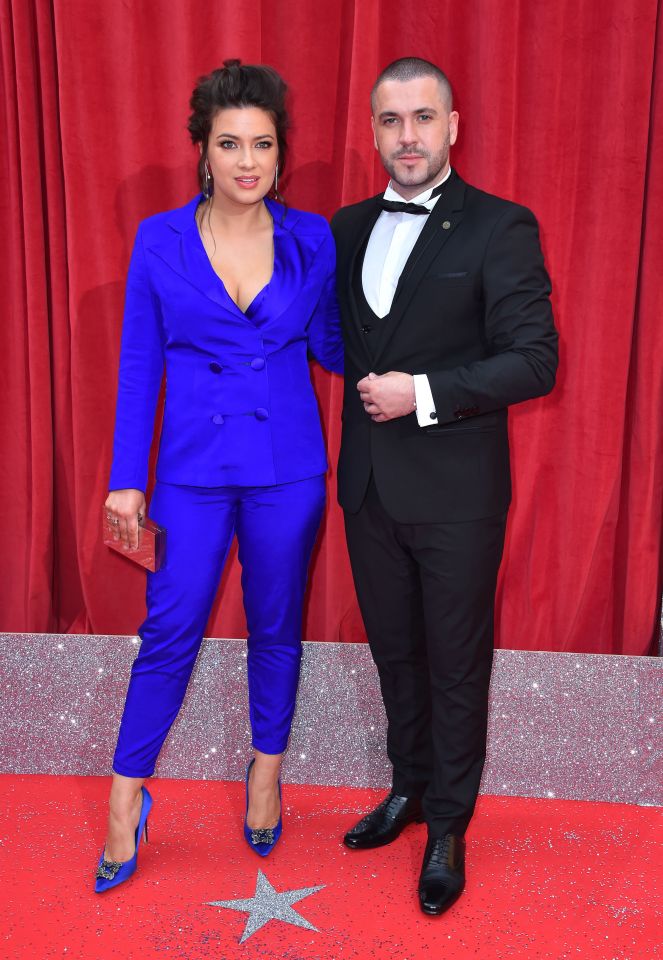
94, 786, 153, 893
243, 759, 282, 857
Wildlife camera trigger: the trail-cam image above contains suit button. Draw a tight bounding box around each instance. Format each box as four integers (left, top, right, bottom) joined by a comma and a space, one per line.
250, 357, 266, 371
212, 413, 224, 425
209, 362, 223, 373
430, 412, 437, 420
361, 325, 372, 333
255, 407, 269, 421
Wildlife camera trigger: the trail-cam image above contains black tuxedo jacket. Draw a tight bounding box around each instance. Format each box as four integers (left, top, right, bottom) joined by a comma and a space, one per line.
331, 170, 558, 523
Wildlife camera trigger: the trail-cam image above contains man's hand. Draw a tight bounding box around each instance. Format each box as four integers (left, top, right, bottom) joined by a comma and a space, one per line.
357, 371, 416, 422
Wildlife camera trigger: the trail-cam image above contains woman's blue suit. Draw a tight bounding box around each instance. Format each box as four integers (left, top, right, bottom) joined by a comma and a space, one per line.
109, 196, 343, 776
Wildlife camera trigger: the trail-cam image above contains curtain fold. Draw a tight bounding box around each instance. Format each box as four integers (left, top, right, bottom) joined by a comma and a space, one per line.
1, 0, 661, 655
0, 0, 84, 629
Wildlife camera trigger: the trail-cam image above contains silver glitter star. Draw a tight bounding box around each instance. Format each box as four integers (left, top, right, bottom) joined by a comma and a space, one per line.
207, 870, 325, 943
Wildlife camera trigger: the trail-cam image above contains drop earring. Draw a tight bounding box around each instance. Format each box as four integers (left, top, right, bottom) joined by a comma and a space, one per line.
273, 163, 279, 200
203, 160, 213, 199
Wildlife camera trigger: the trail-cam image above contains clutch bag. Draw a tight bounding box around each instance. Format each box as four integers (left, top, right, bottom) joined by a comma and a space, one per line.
102, 513, 166, 572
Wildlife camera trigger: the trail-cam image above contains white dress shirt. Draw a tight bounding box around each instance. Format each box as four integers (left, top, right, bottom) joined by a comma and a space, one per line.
362, 167, 452, 427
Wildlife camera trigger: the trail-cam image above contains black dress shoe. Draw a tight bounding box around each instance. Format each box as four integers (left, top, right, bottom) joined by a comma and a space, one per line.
343, 792, 423, 850
418, 834, 466, 916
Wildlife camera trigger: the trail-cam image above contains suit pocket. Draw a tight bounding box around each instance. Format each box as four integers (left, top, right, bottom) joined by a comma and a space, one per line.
427, 270, 474, 283
423, 412, 501, 436
424, 425, 496, 436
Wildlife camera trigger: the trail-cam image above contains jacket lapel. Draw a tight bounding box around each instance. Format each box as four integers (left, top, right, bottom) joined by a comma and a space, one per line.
343, 199, 382, 364
145, 196, 307, 328
239, 199, 309, 328
147, 195, 235, 313
371, 172, 467, 368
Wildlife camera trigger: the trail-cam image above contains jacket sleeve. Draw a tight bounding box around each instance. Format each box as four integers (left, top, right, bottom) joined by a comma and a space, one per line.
305, 225, 344, 375
108, 224, 165, 492
427, 205, 558, 423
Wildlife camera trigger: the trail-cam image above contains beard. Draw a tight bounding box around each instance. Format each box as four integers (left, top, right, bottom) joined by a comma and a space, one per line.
383, 134, 450, 191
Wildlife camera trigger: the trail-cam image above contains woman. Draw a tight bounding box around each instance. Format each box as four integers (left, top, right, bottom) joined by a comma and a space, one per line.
96, 60, 343, 892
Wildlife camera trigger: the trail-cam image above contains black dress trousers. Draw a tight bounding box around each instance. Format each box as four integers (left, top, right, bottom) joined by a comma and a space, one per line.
344, 476, 507, 838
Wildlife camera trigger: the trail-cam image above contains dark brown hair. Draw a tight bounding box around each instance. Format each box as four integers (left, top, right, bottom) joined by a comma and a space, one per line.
188, 59, 289, 196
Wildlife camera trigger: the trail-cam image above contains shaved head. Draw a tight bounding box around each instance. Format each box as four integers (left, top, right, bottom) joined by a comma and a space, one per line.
371, 57, 453, 114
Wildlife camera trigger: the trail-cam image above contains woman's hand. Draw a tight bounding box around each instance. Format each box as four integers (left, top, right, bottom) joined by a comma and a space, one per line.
105, 489, 146, 551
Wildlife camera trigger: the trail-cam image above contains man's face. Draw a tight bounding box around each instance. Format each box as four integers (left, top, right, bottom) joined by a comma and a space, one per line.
371, 76, 459, 199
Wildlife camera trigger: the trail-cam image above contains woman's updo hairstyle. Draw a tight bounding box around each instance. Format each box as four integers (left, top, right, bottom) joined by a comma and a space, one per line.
188, 59, 289, 198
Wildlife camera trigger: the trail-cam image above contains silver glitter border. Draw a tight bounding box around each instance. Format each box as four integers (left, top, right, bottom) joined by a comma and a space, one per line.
0, 634, 660, 804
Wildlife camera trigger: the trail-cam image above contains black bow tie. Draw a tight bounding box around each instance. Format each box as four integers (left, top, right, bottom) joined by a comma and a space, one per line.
379, 199, 430, 214
379, 180, 446, 215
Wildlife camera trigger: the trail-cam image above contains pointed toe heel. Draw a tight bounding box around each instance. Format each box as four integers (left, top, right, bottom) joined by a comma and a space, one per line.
94, 785, 153, 893
243, 759, 282, 857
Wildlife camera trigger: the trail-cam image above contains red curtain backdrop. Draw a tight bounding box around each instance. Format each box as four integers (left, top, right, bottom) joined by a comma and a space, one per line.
1, 0, 661, 654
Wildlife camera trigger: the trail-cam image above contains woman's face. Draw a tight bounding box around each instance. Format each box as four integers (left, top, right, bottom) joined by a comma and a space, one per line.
204, 106, 278, 206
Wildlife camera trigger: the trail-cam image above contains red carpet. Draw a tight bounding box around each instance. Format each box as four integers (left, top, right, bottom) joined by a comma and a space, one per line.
1, 775, 660, 959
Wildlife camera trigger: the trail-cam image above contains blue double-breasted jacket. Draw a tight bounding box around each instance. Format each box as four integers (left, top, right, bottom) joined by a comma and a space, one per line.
109, 196, 343, 492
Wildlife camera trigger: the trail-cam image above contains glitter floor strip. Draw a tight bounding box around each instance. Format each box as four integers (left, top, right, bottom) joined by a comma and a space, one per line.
1, 775, 660, 960
1, 634, 661, 804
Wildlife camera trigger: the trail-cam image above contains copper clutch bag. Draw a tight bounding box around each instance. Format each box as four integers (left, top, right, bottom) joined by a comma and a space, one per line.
102, 513, 166, 572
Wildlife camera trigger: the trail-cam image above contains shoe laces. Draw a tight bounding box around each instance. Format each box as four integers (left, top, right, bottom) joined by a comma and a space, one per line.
383, 793, 405, 817
428, 835, 454, 867
356, 792, 402, 829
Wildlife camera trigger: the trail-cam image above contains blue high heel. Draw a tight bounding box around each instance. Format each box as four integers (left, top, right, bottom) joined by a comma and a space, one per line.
243, 759, 282, 857
94, 785, 153, 893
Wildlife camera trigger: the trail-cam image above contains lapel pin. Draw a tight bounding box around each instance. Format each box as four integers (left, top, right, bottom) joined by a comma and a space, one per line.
442, 220, 451, 230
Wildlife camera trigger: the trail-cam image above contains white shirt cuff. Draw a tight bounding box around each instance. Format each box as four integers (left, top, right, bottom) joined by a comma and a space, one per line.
413, 374, 438, 427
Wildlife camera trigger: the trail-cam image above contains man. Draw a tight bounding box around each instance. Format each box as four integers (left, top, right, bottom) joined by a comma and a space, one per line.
331, 58, 557, 916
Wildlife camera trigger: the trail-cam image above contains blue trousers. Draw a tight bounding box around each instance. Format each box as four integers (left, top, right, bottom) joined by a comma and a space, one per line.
113, 475, 326, 778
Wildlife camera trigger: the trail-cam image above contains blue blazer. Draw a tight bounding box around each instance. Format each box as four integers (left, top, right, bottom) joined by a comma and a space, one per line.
109, 196, 343, 492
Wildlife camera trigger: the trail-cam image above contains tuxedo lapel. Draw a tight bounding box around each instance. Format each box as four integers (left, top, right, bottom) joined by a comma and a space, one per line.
371, 173, 467, 368
343, 199, 382, 364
